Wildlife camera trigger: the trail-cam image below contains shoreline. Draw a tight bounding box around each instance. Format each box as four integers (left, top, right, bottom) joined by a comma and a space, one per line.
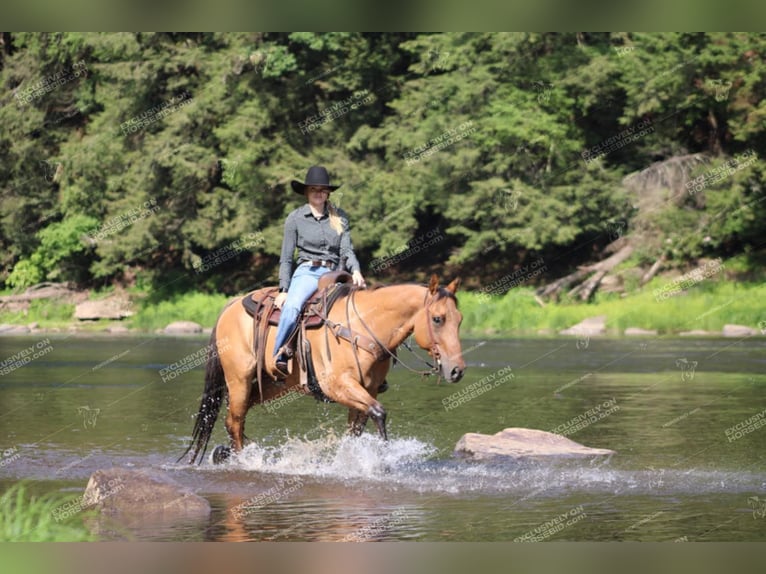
1, 323, 763, 339
2, 281, 765, 340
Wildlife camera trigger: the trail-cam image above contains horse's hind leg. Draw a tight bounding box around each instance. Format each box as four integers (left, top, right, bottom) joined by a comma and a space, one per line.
224, 374, 252, 454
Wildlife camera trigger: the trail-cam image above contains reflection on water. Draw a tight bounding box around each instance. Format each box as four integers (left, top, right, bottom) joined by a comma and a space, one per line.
0, 335, 765, 541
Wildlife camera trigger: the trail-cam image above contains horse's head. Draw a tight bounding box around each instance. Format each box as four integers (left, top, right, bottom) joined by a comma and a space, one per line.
413, 275, 466, 383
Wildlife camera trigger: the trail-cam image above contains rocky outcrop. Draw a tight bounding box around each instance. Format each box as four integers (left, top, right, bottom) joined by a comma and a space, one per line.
454, 427, 616, 462
163, 321, 203, 334
83, 468, 210, 518
559, 315, 607, 336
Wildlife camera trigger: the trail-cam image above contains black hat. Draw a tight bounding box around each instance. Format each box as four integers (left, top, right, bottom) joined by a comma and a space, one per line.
290, 165, 341, 195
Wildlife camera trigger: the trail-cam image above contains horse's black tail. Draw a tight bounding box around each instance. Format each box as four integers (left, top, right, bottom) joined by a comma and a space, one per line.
178, 326, 227, 465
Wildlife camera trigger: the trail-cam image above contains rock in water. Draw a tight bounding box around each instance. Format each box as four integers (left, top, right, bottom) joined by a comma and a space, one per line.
454, 428, 615, 462
624, 327, 658, 336
678, 330, 716, 336
82, 468, 210, 518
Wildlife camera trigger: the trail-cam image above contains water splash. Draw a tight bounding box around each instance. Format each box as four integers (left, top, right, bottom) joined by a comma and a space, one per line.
229, 433, 438, 481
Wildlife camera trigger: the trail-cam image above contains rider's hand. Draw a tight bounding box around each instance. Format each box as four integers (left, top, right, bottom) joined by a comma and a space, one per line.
274, 292, 288, 309
352, 270, 366, 288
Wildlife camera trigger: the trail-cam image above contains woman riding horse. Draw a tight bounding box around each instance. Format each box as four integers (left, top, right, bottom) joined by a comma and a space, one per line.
179, 168, 467, 465
272, 166, 366, 377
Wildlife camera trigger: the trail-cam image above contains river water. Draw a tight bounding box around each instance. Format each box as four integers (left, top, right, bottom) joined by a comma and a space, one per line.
1, 334, 764, 541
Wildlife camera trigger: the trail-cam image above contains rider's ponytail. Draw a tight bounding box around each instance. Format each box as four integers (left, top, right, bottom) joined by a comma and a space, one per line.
327, 201, 344, 235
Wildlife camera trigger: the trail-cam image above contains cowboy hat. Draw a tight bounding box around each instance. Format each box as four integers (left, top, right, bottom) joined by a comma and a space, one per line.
290, 165, 341, 195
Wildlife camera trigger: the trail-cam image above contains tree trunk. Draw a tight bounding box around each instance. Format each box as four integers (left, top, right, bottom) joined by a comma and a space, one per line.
640, 255, 666, 286
538, 244, 634, 301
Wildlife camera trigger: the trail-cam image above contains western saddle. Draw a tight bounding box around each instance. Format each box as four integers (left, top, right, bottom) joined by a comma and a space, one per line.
241, 271, 383, 403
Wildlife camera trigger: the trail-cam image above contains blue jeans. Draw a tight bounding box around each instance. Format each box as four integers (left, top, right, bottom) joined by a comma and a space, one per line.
273, 264, 331, 355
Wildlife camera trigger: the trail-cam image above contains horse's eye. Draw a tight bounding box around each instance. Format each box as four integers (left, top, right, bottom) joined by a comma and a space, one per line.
432, 316, 443, 325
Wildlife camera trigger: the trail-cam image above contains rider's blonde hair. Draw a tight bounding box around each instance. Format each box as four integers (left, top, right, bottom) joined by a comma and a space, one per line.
327, 201, 344, 235
307, 186, 344, 235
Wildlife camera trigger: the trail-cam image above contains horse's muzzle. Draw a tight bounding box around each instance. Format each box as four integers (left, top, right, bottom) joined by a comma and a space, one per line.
447, 365, 464, 383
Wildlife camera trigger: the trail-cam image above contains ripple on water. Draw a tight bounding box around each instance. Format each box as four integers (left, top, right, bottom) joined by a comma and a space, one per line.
187, 434, 765, 497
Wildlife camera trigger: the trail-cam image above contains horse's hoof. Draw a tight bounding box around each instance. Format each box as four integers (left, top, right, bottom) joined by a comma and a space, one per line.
211, 445, 231, 465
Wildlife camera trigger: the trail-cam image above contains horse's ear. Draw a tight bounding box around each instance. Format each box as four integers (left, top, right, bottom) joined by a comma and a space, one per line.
428, 274, 439, 295
445, 277, 461, 294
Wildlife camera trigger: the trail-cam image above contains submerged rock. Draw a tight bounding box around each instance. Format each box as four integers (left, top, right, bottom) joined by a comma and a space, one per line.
624, 327, 658, 336
83, 468, 210, 518
163, 321, 203, 334
0, 324, 30, 334
678, 329, 716, 336
454, 427, 615, 462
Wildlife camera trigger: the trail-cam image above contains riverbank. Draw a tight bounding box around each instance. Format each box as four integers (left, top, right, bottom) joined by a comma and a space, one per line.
1, 279, 765, 338
459, 280, 766, 336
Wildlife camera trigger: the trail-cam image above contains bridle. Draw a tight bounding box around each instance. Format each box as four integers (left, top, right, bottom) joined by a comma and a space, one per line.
423, 289, 443, 373
348, 287, 444, 381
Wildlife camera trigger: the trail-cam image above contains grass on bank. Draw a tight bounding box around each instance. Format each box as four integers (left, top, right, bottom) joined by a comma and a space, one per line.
0, 482, 94, 542
459, 278, 766, 335
128, 291, 231, 331
0, 291, 230, 332
0, 298, 75, 329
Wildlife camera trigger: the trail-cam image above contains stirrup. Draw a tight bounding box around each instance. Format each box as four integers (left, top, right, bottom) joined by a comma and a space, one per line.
275, 355, 289, 378
274, 345, 293, 379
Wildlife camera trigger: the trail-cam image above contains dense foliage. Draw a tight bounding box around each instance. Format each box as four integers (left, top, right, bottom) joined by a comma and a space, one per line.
1, 33, 764, 294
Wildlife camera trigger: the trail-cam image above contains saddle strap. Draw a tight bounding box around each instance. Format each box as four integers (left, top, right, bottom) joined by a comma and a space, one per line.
297, 320, 333, 402
326, 322, 382, 359
256, 288, 278, 398
307, 288, 383, 361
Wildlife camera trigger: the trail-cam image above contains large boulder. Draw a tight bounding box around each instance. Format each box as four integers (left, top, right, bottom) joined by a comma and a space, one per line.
559, 315, 607, 336
722, 324, 758, 337
75, 298, 133, 320
454, 428, 616, 462
82, 468, 210, 518
163, 321, 203, 334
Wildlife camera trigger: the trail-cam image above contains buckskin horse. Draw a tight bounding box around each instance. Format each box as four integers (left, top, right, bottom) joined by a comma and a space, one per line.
180, 274, 466, 464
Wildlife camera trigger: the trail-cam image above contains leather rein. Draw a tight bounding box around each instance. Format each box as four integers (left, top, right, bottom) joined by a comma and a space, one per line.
344, 287, 443, 382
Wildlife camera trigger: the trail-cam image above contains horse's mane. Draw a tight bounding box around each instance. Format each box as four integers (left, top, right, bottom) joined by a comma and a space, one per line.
363, 282, 458, 304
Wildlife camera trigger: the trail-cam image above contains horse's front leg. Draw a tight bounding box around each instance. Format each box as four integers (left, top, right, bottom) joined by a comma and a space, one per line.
327, 371, 387, 441
348, 409, 369, 436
